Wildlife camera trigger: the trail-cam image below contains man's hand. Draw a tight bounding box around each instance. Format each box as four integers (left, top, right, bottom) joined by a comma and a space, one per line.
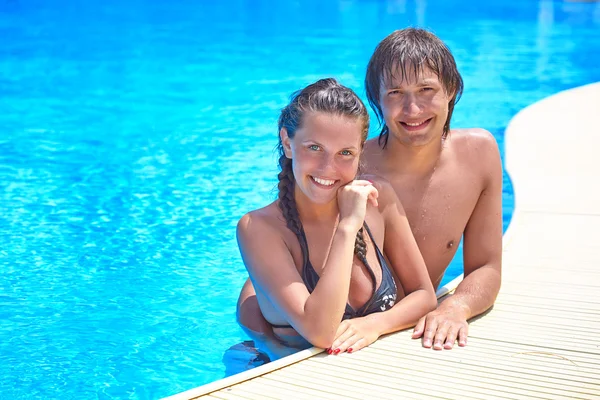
412, 299, 470, 350
328, 317, 380, 354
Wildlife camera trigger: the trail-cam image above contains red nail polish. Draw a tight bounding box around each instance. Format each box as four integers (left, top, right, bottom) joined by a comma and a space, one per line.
334, 348, 340, 354
327, 349, 332, 354
347, 348, 353, 353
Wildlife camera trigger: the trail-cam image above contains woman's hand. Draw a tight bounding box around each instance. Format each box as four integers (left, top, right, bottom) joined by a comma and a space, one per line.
327, 316, 381, 354
337, 180, 379, 233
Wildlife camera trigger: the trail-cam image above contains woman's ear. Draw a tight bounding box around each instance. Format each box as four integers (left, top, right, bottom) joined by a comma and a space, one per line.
280, 128, 292, 159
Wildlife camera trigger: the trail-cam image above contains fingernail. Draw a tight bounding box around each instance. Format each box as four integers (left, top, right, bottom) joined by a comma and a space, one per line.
423, 339, 431, 347
347, 348, 353, 353
327, 349, 332, 354
334, 348, 341, 355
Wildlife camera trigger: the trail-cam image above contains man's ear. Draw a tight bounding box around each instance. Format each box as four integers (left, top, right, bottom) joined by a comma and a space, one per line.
280, 128, 292, 158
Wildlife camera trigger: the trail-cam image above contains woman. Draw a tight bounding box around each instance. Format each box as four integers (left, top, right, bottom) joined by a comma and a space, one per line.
237, 78, 436, 358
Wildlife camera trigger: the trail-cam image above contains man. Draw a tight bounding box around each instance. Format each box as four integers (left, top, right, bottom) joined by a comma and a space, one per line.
362, 28, 502, 350
237, 28, 502, 352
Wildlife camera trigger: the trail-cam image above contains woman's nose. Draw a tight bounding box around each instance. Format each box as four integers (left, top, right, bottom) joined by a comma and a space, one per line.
318, 153, 336, 173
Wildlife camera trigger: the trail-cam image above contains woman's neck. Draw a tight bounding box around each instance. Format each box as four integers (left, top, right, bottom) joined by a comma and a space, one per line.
294, 185, 339, 225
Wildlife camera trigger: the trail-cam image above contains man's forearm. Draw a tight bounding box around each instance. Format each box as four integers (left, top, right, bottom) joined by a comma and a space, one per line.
441, 265, 501, 319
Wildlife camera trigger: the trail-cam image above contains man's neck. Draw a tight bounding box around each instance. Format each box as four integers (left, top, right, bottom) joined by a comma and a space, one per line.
382, 136, 445, 178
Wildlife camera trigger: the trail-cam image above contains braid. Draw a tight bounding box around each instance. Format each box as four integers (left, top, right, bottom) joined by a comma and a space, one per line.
354, 228, 375, 288
277, 154, 303, 238
275, 78, 374, 279
277, 153, 371, 271
353, 228, 367, 264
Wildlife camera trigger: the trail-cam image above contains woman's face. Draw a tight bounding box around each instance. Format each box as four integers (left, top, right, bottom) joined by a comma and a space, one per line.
281, 111, 364, 206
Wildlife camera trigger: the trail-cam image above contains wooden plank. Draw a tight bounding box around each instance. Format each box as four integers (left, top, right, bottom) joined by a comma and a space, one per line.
251, 375, 347, 400
474, 312, 600, 335
214, 384, 278, 400
265, 369, 442, 400
494, 298, 600, 314
284, 359, 489, 400
369, 338, 600, 382
202, 390, 250, 400
298, 356, 566, 400
487, 303, 600, 323
499, 280, 600, 296
348, 346, 600, 395
496, 291, 600, 306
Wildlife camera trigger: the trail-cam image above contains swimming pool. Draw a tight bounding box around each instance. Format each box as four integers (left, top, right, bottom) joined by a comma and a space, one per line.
1, 0, 599, 398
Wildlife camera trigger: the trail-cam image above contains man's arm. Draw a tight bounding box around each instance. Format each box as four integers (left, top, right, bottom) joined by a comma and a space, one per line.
414, 130, 503, 349
237, 279, 303, 360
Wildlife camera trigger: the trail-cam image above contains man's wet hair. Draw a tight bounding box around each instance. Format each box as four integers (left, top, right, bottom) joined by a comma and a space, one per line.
365, 28, 464, 147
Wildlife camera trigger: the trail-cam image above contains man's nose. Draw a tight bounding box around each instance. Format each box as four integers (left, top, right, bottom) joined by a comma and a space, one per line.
402, 93, 422, 116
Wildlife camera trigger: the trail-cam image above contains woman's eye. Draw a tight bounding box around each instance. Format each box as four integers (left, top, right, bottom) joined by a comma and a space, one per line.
421, 87, 433, 92
308, 144, 320, 151
340, 150, 352, 156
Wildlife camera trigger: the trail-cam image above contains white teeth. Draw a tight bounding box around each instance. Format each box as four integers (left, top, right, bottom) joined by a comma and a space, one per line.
405, 120, 426, 126
312, 176, 335, 186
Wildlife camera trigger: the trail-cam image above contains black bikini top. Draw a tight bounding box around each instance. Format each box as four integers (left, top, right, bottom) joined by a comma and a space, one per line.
298, 222, 397, 320
270, 222, 398, 332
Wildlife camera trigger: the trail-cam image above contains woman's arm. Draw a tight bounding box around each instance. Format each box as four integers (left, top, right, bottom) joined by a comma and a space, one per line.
237, 212, 357, 348
374, 180, 437, 331
237, 182, 379, 348
329, 180, 437, 353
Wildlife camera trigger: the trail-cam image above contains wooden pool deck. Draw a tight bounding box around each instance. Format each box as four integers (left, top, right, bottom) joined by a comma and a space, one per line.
165, 82, 600, 399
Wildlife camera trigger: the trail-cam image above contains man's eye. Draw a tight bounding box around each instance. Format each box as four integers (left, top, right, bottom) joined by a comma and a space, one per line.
421, 87, 433, 92
308, 145, 320, 151
388, 90, 401, 96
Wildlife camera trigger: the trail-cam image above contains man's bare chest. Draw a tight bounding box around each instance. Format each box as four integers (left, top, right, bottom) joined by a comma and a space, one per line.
392, 174, 481, 253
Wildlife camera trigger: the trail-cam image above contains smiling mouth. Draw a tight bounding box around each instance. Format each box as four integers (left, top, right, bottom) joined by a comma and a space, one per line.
311, 176, 337, 187
400, 118, 432, 131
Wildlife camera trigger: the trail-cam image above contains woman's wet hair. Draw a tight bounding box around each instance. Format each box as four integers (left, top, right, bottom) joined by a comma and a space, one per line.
365, 28, 464, 147
276, 78, 373, 275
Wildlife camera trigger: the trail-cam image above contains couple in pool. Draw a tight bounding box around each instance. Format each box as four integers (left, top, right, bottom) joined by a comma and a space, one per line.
236, 28, 503, 360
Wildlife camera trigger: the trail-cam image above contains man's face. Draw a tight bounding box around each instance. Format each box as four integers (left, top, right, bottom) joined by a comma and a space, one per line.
379, 66, 452, 147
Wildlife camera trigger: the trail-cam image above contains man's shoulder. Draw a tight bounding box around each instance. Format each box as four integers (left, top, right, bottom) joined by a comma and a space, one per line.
359, 173, 394, 197
450, 128, 497, 146
364, 137, 384, 154
448, 128, 500, 163
448, 128, 502, 188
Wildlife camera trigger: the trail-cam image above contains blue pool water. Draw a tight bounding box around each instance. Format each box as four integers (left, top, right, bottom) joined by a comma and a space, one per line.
1, 0, 599, 398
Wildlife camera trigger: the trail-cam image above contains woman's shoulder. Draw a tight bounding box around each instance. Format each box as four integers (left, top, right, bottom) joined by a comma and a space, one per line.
237, 202, 283, 237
